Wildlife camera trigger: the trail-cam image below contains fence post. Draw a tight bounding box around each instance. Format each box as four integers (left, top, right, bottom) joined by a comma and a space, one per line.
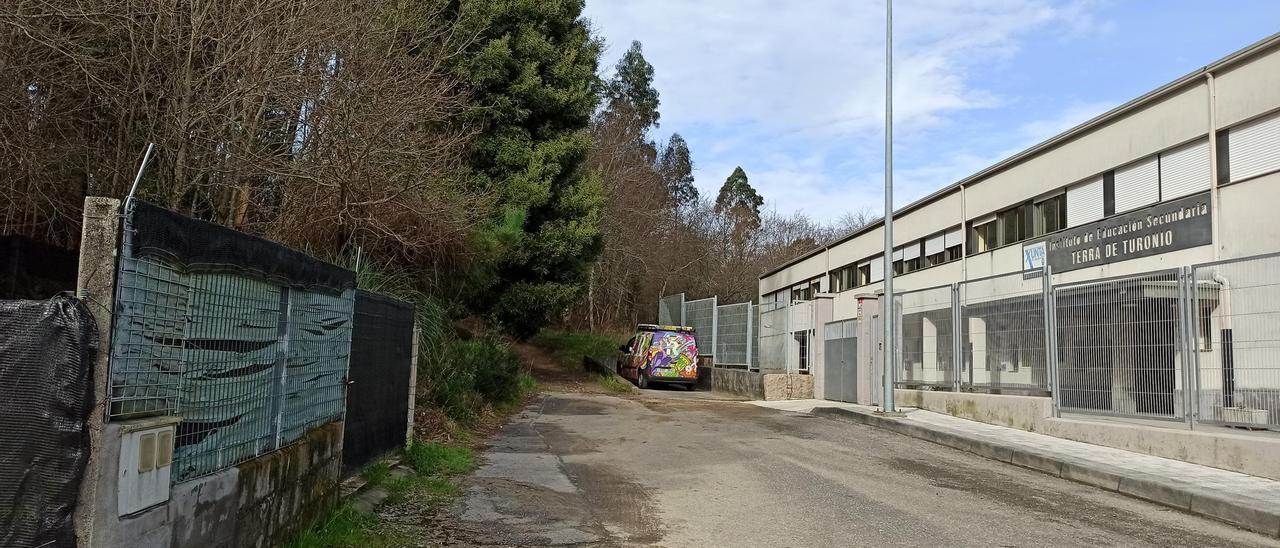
1177, 265, 1198, 427
73, 197, 121, 546
746, 304, 754, 370
407, 320, 419, 446
710, 296, 719, 366
270, 287, 292, 449
1042, 266, 1061, 417
950, 283, 962, 392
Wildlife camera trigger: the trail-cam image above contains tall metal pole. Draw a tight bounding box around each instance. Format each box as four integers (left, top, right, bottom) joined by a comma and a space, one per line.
881, 0, 897, 413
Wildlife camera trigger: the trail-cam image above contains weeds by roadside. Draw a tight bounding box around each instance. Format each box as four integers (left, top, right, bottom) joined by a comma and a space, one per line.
287, 441, 477, 548
530, 330, 625, 369
596, 373, 632, 393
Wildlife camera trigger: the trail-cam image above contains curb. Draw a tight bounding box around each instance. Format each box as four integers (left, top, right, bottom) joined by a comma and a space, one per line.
811, 407, 1280, 538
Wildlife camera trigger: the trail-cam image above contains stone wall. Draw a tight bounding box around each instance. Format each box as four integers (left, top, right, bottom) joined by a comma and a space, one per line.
89, 421, 343, 548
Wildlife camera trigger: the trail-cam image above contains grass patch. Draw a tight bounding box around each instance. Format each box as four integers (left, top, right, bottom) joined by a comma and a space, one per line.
361, 462, 391, 487
596, 373, 632, 393
404, 441, 474, 476
288, 441, 475, 547
531, 330, 625, 370
287, 505, 403, 548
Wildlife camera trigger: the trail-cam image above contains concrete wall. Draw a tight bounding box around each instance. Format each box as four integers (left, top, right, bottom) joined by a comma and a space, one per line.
707, 367, 814, 401
90, 421, 343, 548
895, 388, 1280, 481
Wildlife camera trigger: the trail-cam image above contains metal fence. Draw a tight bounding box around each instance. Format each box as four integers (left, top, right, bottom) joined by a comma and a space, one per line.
756, 300, 791, 372
658, 293, 684, 325
715, 301, 751, 367
684, 297, 717, 358
898, 284, 955, 389
1193, 254, 1280, 428
1054, 269, 1185, 420
960, 272, 1051, 395
109, 200, 356, 482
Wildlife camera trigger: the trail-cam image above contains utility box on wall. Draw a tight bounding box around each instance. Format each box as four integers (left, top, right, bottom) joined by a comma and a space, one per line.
117, 417, 180, 516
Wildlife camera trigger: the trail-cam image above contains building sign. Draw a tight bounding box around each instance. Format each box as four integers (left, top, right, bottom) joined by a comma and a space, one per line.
1023, 241, 1046, 271
1023, 191, 1212, 274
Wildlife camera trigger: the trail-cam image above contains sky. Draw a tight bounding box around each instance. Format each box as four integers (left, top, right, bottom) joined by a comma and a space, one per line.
582, 0, 1280, 223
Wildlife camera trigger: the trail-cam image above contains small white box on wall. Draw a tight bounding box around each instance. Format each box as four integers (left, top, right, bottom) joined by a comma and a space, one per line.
117, 417, 181, 516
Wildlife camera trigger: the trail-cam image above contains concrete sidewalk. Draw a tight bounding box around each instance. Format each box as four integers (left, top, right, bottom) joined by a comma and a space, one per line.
751, 399, 1280, 538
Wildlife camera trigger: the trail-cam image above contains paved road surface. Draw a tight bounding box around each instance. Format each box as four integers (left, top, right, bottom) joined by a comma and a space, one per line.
439, 388, 1277, 547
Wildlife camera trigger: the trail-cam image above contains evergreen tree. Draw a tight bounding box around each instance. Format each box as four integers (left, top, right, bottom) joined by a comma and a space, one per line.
606, 40, 660, 130
448, 0, 605, 338
715, 166, 763, 231
657, 133, 698, 203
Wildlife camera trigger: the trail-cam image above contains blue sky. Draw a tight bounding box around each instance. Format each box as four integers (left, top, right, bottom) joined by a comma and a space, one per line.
582, 0, 1280, 222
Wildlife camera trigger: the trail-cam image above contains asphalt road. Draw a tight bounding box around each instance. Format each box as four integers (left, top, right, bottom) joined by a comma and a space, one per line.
441, 387, 1278, 547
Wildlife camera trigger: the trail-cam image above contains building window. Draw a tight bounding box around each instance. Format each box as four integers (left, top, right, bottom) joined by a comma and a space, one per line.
857, 263, 871, 286
969, 219, 997, 254
1035, 194, 1067, 236
998, 205, 1027, 246
830, 265, 856, 292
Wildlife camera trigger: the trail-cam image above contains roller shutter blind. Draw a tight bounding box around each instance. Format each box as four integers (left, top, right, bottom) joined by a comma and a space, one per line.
870, 256, 884, 282
944, 227, 964, 248
1113, 156, 1159, 213
1160, 138, 1210, 199
1228, 112, 1280, 183
924, 234, 944, 255
902, 242, 921, 260
1066, 178, 1104, 227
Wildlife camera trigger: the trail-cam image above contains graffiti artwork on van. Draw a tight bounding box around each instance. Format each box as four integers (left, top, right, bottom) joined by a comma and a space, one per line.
646, 332, 698, 379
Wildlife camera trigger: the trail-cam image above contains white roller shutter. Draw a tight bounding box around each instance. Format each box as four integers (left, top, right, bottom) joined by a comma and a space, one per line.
944, 227, 964, 248
870, 256, 884, 282
1160, 138, 1210, 199
902, 242, 921, 260
1066, 178, 1104, 227
1114, 156, 1159, 213
892, 248, 903, 261
1228, 113, 1280, 183
924, 234, 944, 255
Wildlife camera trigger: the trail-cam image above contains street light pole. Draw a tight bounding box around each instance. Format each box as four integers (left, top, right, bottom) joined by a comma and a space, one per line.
881, 0, 897, 413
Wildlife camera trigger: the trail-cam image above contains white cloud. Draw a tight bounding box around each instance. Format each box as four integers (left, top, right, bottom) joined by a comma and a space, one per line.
584, 0, 1113, 221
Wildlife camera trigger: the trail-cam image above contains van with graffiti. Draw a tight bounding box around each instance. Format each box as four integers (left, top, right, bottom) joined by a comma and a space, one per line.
618, 324, 699, 390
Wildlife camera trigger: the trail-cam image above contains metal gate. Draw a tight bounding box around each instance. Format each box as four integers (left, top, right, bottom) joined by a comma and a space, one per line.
823, 320, 858, 402
343, 290, 415, 473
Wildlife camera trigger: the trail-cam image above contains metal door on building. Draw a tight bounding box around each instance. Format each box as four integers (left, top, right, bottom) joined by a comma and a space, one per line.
823, 320, 858, 402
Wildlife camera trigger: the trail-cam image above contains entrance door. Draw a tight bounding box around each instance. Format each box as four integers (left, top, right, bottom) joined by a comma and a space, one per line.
822, 320, 858, 403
